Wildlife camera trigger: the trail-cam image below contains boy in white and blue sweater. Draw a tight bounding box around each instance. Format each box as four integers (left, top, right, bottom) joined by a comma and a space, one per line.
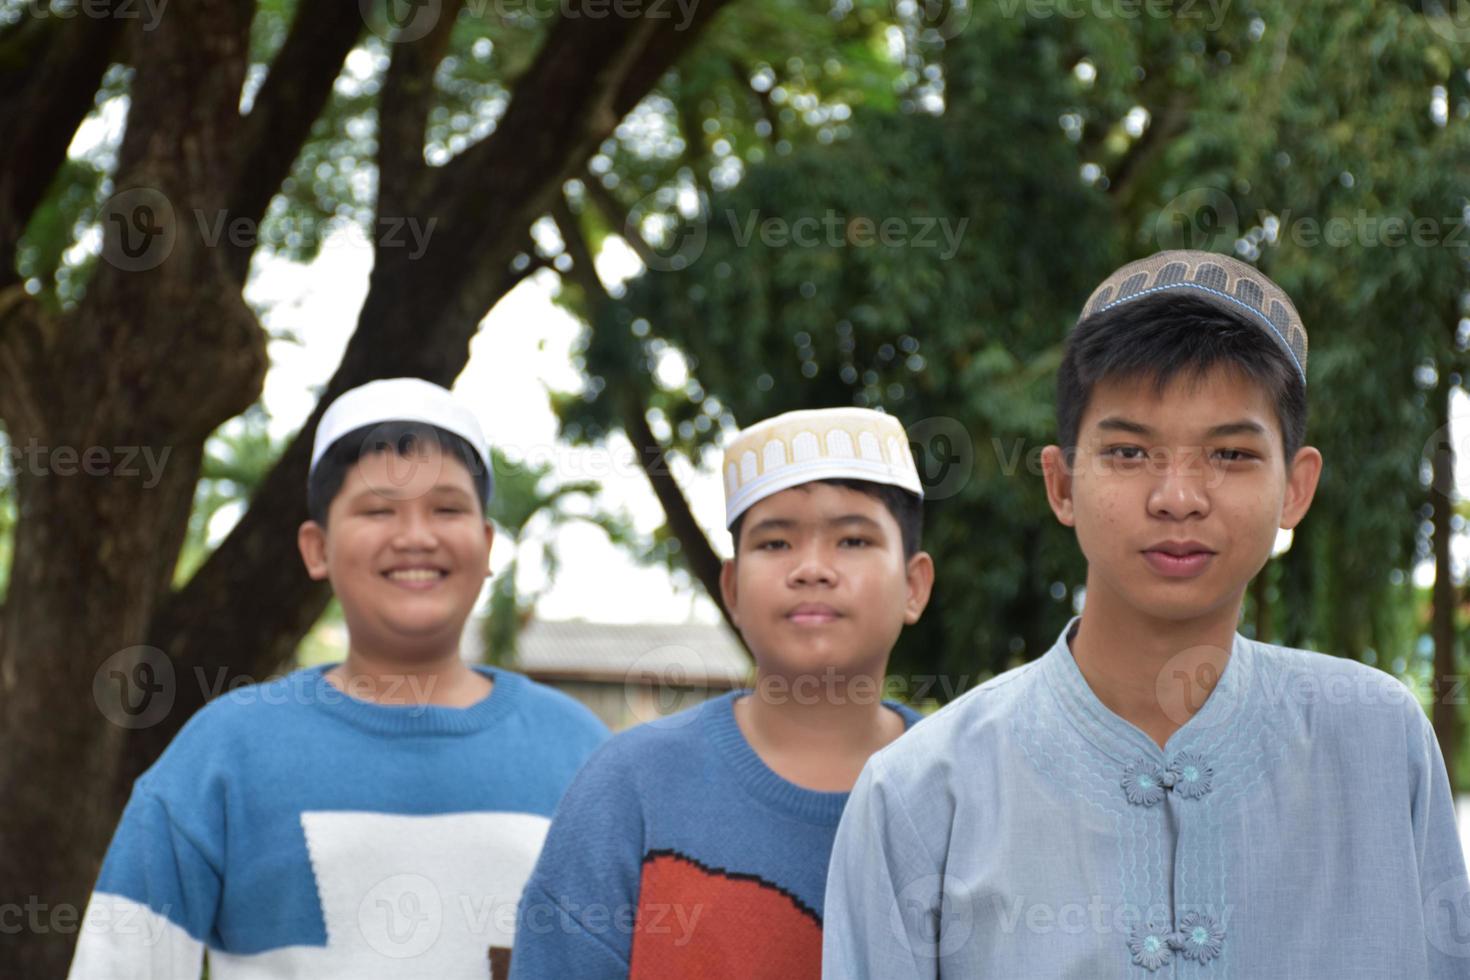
68, 378, 608, 980
510, 407, 935, 978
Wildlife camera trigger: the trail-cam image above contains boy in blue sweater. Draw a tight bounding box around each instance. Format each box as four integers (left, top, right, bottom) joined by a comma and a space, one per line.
509, 406, 935, 978
68, 378, 608, 980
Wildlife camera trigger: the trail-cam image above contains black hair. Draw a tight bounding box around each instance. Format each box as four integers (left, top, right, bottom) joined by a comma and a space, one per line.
307, 421, 491, 526
1056, 293, 1307, 461
729, 478, 924, 560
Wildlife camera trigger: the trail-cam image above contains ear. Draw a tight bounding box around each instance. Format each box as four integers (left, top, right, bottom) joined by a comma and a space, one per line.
902, 551, 936, 625
1279, 445, 1323, 531
719, 558, 740, 628
482, 520, 496, 576
1041, 444, 1077, 527
298, 521, 329, 581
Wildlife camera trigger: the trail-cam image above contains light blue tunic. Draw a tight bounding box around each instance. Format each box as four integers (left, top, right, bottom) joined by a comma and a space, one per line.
824, 620, 1470, 978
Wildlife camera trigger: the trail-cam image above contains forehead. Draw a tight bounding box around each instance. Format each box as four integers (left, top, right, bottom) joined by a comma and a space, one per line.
1080, 367, 1280, 441
339, 441, 481, 501
740, 481, 894, 527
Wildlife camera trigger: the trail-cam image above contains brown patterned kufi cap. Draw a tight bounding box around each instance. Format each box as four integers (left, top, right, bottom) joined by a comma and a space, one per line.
1078, 250, 1307, 384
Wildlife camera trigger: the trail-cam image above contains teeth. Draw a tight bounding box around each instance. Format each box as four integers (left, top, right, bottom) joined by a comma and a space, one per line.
387, 569, 443, 582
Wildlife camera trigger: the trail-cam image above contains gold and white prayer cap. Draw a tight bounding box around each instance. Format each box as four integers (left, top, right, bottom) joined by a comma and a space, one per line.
722, 407, 923, 528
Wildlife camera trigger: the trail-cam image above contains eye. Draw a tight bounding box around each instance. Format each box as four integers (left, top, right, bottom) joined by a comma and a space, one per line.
754, 539, 789, 551
1212, 448, 1258, 463
839, 536, 872, 548
1103, 445, 1147, 461
435, 506, 467, 514
363, 508, 393, 517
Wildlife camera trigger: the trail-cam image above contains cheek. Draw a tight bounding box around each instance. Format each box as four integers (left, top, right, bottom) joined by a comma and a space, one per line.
1073, 479, 1130, 532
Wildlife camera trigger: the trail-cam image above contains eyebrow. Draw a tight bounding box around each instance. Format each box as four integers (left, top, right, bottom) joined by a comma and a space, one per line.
746, 514, 885, 534
1095, 417, 1269, 439
347, 484, 475, 505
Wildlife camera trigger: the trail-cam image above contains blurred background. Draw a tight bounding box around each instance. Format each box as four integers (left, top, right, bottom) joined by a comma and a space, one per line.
3, 0, 1470, 973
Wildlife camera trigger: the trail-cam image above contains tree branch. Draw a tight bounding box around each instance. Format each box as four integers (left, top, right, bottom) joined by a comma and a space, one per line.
582, 176, 658, 268
377, 0, 466, 219
224, 0, 365, 282
0, 11, 122, 285
553, 194, 734, 629
1105, 93, 1192, 208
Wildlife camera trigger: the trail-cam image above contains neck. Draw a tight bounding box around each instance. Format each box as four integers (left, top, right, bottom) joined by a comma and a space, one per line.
1068, 576, 1241, 749
734, 669, 902, 791
329, 640, 491, 708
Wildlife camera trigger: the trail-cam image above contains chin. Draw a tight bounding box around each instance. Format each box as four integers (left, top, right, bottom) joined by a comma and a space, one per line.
759, 643, 880, 682
1123, 587, 1242, 625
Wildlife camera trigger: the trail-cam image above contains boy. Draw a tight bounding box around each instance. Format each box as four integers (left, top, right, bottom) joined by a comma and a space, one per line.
68, 378, 608, 979
824, 250, 1470, 978
508, 407, 936, 977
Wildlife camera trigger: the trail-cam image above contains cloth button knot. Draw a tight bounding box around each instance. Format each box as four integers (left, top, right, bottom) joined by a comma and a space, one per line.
1121, 752, 1214, 805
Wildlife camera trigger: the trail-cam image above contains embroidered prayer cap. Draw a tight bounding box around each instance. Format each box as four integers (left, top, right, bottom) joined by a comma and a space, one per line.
1079, 250, 1308, 384
722, 407, 923, 528
309, 377, 491, 484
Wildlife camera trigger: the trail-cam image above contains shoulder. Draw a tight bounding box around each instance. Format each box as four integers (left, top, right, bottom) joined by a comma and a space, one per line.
866, 660, 1043, 788
1246, 638, 1424, 732
553, 695, 722, 807
157, 668, 322, 754
128, 671, 327, 821
505, 670, 611, 744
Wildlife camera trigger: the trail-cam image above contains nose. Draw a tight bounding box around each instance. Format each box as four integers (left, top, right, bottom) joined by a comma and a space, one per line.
391, 504, 440, 550
786, 541, 837, 588
1146, 448, 1211, 521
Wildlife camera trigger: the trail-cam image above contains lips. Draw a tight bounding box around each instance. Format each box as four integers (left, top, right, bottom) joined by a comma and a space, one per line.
1141, 541, 1216, 579
787, 603, 841, 626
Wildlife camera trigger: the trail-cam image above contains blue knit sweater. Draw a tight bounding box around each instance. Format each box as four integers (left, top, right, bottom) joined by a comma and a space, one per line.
67, 664, 608, 980
509, 690, 922, 978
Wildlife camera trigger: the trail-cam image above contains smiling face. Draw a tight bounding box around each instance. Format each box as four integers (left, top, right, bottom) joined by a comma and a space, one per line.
1042, 366, 1320, 626
298, 443, 493, 661
719, 481, 933, 682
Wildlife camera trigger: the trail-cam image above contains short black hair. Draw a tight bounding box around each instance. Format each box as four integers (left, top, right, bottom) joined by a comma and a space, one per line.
1056, 293, 1307, 461
307, 421, 491, 526
729, 478, 924, 560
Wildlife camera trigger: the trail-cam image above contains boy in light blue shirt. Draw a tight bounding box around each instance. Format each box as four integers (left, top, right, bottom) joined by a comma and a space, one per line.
824, 251, 1470, 978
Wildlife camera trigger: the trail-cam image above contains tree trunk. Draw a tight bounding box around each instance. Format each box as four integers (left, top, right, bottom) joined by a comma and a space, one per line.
0, 2, 265, 974
1431, 382, 1461, 790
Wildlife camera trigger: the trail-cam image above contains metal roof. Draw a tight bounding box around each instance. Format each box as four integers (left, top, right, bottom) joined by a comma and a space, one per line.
507, 618, 752, 686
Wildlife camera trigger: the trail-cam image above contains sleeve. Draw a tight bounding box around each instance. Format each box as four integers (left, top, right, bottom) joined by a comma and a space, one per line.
67, 786, 219, 980
509, 743, 645, 980
822, 753, 943, 980
1406, 703, 1470, 977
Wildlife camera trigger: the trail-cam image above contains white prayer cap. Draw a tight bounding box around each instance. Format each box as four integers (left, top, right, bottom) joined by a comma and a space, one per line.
722, 407, 923, 528
309, 378, 490, 481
